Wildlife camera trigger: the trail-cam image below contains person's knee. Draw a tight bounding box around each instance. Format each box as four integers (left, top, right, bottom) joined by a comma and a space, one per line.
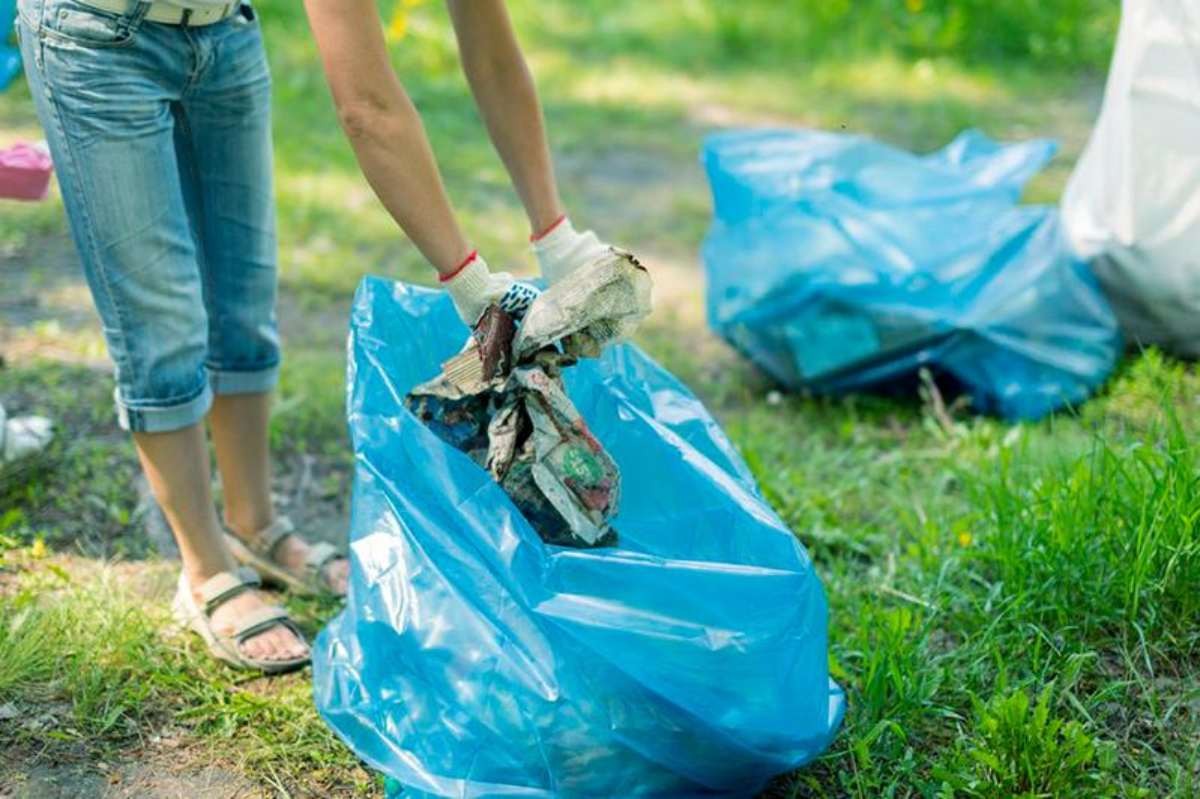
111, 302, 211, 432
206, 296, 280, 377
124, 341, 208, 404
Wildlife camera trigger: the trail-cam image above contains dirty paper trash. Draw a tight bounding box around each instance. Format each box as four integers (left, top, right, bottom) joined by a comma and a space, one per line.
405, 319, 621, 548
402, 249, 650, 548
516, 246, 652, 359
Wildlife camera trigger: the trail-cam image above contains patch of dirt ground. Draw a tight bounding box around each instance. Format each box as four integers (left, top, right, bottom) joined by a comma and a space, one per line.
0, 749, 259, 799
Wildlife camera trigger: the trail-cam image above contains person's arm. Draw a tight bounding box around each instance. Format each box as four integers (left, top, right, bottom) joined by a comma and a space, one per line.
446, 0, 564, 237
302, 0, 469, 276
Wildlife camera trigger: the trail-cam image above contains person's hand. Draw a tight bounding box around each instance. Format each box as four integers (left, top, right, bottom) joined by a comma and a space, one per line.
442, 253, 540, 326
532, 217, 611, 286
529, 218, 652, 355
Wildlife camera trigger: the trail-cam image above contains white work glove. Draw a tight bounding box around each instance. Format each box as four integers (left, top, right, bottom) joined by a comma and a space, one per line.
442, 253, 540, 327
527, 217, 653, 357
532, 218, 612, 286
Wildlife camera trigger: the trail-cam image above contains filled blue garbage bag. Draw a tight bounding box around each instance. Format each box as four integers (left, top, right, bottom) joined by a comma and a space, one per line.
313, 278, 844, 798
702, 129, 1121, 420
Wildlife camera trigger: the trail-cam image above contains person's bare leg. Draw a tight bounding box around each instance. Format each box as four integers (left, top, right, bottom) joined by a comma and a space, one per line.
133, 423, 308, 661
448, 0, 565, 236
207, 393, 273, 536
208, 393, 348, 594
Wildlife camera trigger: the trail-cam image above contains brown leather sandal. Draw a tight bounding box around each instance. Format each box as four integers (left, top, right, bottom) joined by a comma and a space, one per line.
223, 516, 346, 597
171, 567, 309, 674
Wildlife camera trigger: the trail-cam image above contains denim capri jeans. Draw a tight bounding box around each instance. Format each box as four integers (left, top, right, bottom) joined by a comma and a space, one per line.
17, 0, 279, 432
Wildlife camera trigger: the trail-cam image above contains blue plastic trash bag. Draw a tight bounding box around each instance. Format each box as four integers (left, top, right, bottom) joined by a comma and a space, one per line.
313, 277, 844, 798
1, 0, 20, 92
702, 129, 1120, 420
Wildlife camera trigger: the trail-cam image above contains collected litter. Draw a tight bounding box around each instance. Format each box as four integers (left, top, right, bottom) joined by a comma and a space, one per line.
0, 142, 52, 201
702, 128, 1122, 421
314, 276, 842, 798
1062, 0, 1200, 358
404, 249, 651, 548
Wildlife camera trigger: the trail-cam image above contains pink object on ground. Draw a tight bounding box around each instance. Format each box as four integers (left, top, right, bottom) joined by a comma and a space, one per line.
0, 143, 54, 201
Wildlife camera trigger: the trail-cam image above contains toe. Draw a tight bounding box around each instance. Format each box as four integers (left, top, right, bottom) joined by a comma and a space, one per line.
267, 627, 306, 661
272, 626, 308, 661
260, 628, 290, 660
242, 626, 304, 662
239, 629, 273, 661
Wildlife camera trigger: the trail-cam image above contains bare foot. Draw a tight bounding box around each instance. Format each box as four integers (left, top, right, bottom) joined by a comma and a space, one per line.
201, 588, 310, 663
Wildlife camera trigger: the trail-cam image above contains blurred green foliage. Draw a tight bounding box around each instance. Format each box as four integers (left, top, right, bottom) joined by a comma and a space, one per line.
555, 0, 1119, 72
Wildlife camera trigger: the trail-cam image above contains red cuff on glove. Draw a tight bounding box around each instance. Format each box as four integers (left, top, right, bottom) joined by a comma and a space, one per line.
440, 249, 479, 283
530, 214, 568, 243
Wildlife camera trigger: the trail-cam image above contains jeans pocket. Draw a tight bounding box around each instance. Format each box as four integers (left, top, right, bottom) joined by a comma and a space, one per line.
41, 1, 139, 48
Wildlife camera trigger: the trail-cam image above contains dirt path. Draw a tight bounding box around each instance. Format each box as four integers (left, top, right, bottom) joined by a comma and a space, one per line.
2, 753, 257, 799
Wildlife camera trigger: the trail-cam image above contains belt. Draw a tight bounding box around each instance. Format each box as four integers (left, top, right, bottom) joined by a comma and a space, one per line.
75, 0, 240, 27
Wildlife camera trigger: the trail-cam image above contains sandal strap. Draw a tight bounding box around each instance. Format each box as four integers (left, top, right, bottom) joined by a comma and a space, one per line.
233, 604, 296, 642
197, 567, 261, 614
243, 516, 296, 559
304, 541, 342, 576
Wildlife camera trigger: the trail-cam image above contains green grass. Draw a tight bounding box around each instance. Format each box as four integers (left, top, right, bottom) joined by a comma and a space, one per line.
741, 353, 1200, 797
0, 553, 373, 794
8, 1, 1198, 797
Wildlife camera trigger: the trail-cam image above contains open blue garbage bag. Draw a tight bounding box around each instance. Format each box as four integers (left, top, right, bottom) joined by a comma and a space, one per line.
702, 129, 1120, 420
313, 278, 844, 798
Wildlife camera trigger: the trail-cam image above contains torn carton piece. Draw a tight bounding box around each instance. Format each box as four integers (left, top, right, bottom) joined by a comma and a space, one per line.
517, 246, 652, 359
440, 248, 653, 392
405, 305, 621, 549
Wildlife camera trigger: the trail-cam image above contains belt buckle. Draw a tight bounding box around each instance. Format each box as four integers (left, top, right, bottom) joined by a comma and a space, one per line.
178, 4, 234, 27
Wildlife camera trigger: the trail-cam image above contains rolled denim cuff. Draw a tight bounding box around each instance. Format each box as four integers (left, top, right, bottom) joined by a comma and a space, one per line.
115, 382, 213, 434
208, 363, 279, 396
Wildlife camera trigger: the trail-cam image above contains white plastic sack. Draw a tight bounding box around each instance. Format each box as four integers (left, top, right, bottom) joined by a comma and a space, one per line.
1061, 0, 1200, 357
